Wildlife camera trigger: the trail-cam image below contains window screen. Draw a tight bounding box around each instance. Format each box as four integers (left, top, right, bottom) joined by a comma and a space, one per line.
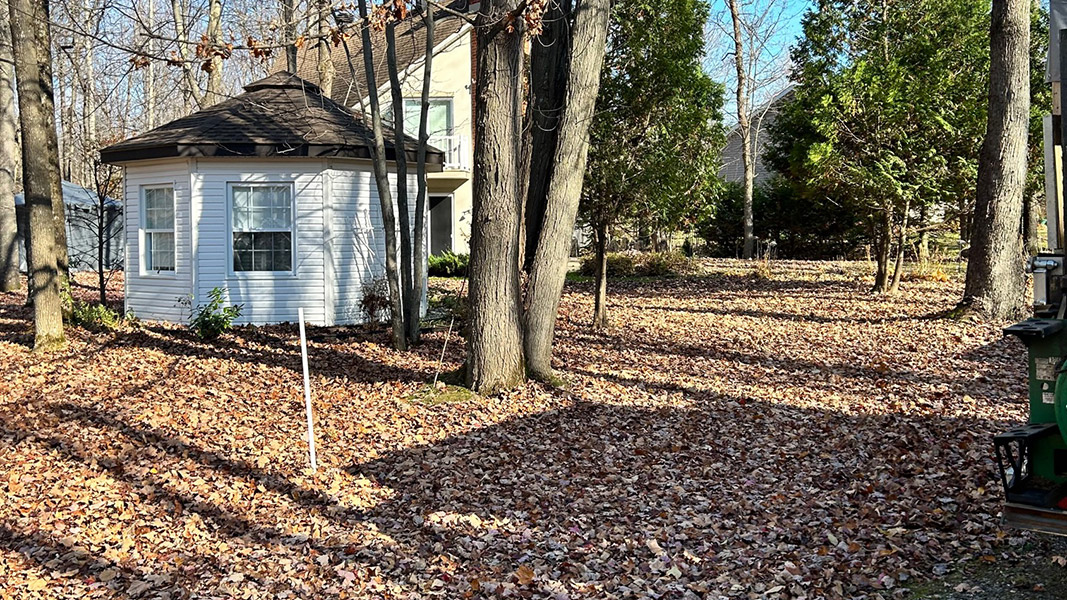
143, 187, 175, 272
231, 185, 293, 272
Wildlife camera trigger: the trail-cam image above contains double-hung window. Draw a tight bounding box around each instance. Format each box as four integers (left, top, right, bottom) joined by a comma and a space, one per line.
142, 186, 175, 273
231, 184, 293, 272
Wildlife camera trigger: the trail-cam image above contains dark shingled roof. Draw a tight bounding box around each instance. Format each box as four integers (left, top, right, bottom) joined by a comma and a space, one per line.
284, 1, 470, 106
99, 72, 444, 165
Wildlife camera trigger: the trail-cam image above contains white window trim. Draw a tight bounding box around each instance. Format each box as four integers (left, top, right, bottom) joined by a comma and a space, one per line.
386, 97, 455, 136
226, 181, 298, 279
140, 184, 176, 277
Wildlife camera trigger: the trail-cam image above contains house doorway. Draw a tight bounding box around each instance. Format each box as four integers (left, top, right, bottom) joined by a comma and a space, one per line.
429, 195, 453, 255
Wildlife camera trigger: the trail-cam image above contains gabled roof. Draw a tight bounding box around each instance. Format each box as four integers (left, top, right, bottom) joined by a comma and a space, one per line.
285, 1, 471, 106
99, 72, 444, 165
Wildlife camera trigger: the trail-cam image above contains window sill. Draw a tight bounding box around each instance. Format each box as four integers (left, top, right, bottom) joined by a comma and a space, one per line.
140, 271, 178, 278
227, 271, 299, 280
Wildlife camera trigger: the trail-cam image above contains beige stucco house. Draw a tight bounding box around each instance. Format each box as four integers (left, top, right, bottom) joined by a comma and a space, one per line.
292, 1, 475, 256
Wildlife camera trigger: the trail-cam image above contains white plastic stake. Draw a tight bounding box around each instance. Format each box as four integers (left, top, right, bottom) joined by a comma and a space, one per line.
298, 308, 317, 472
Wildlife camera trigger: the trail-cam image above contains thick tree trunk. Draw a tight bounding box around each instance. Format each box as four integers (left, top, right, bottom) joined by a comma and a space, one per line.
10, 0, 65, 351
466, 0, 526, 393
386, 21, 416, 344
0, 0, 18, 292
523, 0, 610, 380
963, 0, 1030, 319
593, 218, 608, 329
728, 0, 755, 260
523, 0, 570, 271
316, 0, 334, 97
357, 0, 406, 350
410, 0, 433, 345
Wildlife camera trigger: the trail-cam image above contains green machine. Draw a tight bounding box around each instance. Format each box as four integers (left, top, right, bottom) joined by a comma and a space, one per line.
995, 15, 1067, 531
998, 319, 1067, 510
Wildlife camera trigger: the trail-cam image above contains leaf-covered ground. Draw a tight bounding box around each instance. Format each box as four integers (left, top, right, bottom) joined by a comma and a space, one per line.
0, 261, 1059, 599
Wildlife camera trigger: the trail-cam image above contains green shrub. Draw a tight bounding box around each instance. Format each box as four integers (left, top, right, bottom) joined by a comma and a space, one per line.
69, 300, 121, 331
428, 252, 469, 277
579, 251, 694, 278
190, 287, 243, 340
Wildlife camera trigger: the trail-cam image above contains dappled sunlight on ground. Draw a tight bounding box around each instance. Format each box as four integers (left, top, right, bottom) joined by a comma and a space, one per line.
0, 262, 1048, 598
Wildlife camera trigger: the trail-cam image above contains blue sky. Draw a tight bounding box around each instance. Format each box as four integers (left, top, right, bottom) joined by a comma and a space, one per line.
704, 0, 814, 124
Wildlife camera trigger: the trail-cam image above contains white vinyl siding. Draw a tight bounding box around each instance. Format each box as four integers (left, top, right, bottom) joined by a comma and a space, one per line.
328, 164, 421, 325
124, 161, 192, 322
142, 186, 175, 272
121, 157, 421, 327
192, 160, 326, 325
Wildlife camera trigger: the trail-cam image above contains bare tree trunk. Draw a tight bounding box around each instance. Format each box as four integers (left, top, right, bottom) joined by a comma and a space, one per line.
728, 0, 755, 260
593, 217, 608, 329
523, 0, 570, 271
466, 0, 526, 393
171, 0, 202, 111
523, 0, 610, 381
10, 0, 65, 351
316, 0, 334, 97
96, 172, 105, 304
282, 0, 297, 72
144, 0, 155, 129
410, 0, 433, 344
0, 0, 18, 292
204, 0, 223, 105
386, 21, 416, 343
963, 0, 1030, 319
872, 205, 892, 293
1023, 189, 1042, 256
357, 0, 406, 350
888, 197, 910, 293
917, 203, 929, 264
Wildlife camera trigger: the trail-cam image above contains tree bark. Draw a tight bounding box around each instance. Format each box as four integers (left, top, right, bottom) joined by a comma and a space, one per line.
144, 0, 155, 129
523, 0, 570, 271
1023, 189, 1042, 256
872, 205, 892, 293
963, 0, 1030, 319
466, 0, 526, 393
171, 0, 203, 111
523, 0, 610, 380
593, 217, 608, 329
0, 0, 18, 292
205, 0, 223, 105
728, 0, 755, 260
357, 0, 406, 350
410, 0, 433, 344
888, 197, 910, 293
316, 0, 334, 97
386, 21, 416, 344
10, 0, 65, 351
282, 0, 297, 73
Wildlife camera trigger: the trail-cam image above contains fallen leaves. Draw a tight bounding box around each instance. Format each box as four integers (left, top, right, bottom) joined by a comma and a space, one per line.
0, 263, 1038, 598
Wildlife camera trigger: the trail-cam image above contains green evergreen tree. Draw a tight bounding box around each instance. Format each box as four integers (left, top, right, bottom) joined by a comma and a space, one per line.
581, 0, 724, 327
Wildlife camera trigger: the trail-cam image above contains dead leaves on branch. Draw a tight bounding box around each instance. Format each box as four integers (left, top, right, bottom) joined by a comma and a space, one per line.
0, 263, 1046, 598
